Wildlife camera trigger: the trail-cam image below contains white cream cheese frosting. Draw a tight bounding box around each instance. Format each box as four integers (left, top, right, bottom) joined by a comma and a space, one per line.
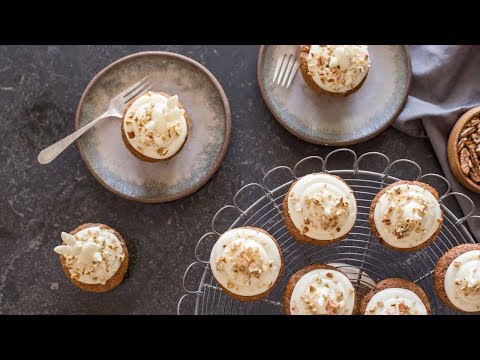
290, 268, 355, 315
287, 173, 357, 241
54, 226, 125, 285
373, 183, 442, 249
306, 45, 370, 93
210, 227, 282, 297
365, 288, 428, 315
444, 250, 480, 312
123, 92, 188, 159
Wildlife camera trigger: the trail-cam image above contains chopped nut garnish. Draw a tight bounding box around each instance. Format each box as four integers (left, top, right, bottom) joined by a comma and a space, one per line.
326, 272, 333, 278
157, 148, 168, 156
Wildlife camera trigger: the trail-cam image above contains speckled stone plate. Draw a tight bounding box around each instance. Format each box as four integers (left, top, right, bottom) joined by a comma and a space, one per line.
75, 51, 231, 203
258, 45, 411, 145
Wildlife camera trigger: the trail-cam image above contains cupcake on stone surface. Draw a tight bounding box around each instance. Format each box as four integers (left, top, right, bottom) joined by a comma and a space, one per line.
434, 244, 480, 313
299, 45, 370, 96
284, 264, 356, 315
283, 173, 357, 245
360, 278, 431, 315
53, 223, 128, 292
122, 91, 189, 162
369, 180, 443, 251
209, 226, 283, 301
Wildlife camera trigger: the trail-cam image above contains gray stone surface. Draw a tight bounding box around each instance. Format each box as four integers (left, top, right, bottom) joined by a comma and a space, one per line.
0, 45, 447, 314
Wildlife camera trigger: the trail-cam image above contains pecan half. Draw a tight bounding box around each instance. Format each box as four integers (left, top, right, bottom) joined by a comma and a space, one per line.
460, 148, 470, 176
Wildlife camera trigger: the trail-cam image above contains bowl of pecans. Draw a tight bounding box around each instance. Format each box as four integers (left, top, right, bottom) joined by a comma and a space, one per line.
447, 106, 480, 194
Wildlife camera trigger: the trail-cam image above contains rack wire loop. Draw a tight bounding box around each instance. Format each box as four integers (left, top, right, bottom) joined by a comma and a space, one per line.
382, 159, 422, 182
177, 293, 196, 315
233, 183, 267, 213
262, 165, 295, 191
356, 152, 391, 176
439, 192, 476, 225
195, 232, 217, 263
182, 262, 207, 294
419, 173, 452, 198
324, 148, 358, 173
293, 156, 324, 178
211, 205, 243, 235
179, 149, 477, 315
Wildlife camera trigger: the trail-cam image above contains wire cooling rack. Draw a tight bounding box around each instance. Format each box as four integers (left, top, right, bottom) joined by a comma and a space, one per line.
178, 149, 479, 315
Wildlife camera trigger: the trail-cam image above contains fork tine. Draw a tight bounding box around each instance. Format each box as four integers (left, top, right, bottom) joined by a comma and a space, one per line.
286, 60, 299, 88
119, 76, 150, 99
277, 54, 291, 85
281, 55, 295, 87
123, 80, 152, 103
273, 55, 285, 83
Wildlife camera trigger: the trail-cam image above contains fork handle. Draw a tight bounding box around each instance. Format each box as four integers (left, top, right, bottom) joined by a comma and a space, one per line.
37, 111, 110, 164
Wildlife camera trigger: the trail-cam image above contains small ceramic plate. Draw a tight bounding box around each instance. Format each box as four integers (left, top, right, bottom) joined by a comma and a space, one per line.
75, 51, 231, 203
258, 45, 411, 145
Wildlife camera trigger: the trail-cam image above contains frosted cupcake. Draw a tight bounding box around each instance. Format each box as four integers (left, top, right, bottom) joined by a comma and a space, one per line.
360, 278, 431, 315
121, 91, 189, 161
210, 226, 283, 301
299, 45, 370, 96
284, 264, 356, 315
283, 173, 357, 245
369, 181, 443, 251
53, 223, 128, 292
434, 244, 480, 313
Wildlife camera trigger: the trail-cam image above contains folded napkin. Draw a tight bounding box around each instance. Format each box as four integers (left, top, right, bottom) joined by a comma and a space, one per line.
394, 45, 480, 242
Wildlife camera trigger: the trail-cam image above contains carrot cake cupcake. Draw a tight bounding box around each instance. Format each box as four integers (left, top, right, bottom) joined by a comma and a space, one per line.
434, 244, 480, 313
369, 181, 443, 251
283, 173, 357, 245
53, 223, 128, 292
360, 278, 431, 315
299, 45, 370, 96
209, 226, 283, 301
122, 91, 189, 162
284, 264, 356, 315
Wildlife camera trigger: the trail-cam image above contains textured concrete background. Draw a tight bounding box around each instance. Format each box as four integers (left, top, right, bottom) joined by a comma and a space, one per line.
0, 45, 447, 314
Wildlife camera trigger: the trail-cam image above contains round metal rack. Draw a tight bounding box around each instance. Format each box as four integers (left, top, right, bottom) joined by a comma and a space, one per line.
178, 149, 479, 315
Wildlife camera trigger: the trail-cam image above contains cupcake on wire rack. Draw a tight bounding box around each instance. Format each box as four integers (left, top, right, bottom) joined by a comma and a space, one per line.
283, 173, 357, 245
434, 244, 480, 313
209, 226, 283, 301
369, 180, 443, 251
284, 264, 357, 315
360, 278, 431, 315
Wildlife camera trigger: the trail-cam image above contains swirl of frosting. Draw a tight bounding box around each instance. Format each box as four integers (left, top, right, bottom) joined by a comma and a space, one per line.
210, 228, 282, 296
54, 226, 125, 285
444, 250, 480, 312
373, 183, 442, 248
123, 92, 188, 159
287, 174, 357, 240
365, 288, 428, 315
290, 269, 355, 315
306, 45, 370, 93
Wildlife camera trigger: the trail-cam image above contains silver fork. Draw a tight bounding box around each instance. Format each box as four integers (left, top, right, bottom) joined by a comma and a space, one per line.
272, 52, 299, 88
37, 76, 152, 164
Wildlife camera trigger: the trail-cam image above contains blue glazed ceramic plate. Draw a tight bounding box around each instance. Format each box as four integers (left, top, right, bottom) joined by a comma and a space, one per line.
75, 51, 231, 203
258, 45, 411, 145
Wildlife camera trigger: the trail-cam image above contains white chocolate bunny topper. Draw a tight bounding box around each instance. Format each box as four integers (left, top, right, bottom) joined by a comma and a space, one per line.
54, 232, 102, 264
